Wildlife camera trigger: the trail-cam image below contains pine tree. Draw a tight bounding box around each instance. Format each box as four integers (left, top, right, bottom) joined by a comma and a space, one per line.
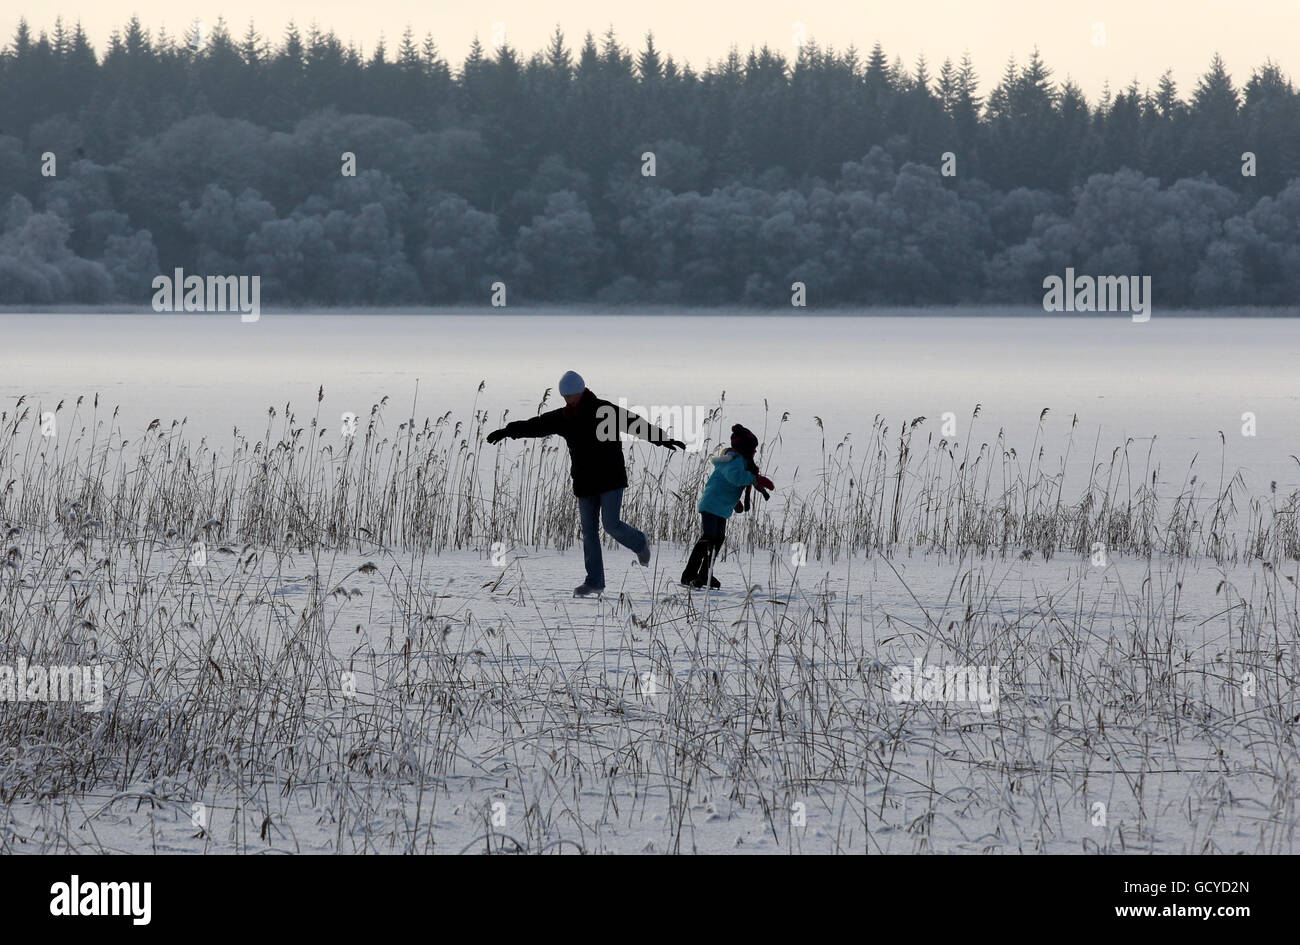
397, 26, 420, 73
937, 57, 957, 115
638, 32, 663, 82
545, 26, 572, 78
1187, 53, 1241, 183
864, 42, 891, 109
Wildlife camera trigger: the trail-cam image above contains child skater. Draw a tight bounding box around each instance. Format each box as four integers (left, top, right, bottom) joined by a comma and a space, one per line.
681, 424, 775, 589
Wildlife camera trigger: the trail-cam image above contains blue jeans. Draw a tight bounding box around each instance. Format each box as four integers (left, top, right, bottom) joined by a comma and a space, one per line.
577, 489, 647, 589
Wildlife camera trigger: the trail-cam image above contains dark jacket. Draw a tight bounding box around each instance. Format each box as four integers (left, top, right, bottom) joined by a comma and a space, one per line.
501, 390, 673, 497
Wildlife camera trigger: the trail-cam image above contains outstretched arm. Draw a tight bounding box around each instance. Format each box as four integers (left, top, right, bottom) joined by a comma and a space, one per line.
486, 408, 564, 444
615, 405, 686, 450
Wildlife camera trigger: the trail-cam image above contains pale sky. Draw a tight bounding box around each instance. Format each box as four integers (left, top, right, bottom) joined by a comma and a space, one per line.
12, 1, 1296, 99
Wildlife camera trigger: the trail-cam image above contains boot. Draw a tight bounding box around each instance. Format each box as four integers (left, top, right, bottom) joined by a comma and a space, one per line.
681, 540, 723, 589
699, 541, 722, 588
681, 539, 711, 586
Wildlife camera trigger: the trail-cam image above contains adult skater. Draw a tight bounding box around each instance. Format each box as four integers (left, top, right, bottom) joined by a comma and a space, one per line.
486, 370, 686, 596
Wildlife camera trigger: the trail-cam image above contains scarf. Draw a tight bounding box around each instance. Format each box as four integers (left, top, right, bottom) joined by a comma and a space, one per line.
735, 452, 767, 513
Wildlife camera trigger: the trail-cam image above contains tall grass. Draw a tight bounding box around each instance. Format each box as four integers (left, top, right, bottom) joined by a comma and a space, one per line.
3, 393, 1298, 565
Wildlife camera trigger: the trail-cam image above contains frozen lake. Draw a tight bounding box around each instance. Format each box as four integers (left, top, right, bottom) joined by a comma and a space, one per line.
2, 310, 1300, 491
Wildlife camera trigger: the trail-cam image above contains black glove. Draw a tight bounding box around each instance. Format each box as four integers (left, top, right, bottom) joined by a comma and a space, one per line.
662, 439, 687, 451
486, 428, 508, 445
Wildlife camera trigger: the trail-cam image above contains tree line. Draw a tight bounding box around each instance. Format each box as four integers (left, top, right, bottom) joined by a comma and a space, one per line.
1, 17, 1298, 306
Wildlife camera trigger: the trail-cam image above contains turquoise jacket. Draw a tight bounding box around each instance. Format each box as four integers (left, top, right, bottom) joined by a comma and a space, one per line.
698, 448, 757, 518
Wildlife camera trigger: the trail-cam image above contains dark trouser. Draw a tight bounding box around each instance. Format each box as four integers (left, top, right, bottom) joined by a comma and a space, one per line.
577, 488, 647, 589
681, 512, 726, 585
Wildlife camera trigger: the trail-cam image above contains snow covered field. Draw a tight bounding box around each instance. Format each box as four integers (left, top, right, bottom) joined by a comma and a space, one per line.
3, 542, 1295, 854
1, 311, 1298, 854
